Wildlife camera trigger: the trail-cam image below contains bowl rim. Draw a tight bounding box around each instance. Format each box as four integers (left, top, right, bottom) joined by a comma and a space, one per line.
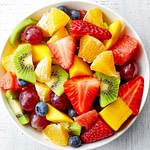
0, 0, 149, 149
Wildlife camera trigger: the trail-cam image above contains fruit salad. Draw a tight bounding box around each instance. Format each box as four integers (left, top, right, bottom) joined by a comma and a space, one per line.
0, 5, 144, 148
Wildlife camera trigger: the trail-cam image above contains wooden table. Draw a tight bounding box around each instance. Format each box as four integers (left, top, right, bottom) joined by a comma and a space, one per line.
0, 0, 150, 150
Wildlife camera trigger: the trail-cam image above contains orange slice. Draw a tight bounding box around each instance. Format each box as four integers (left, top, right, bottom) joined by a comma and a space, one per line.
91, 51, 116, 76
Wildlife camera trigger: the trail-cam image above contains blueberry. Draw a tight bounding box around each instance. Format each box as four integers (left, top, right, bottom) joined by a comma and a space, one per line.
68, 107, 77, 118
17, 78, 29, 86
57, 6, 68, 14
68, 136, 81, 148
70, 9, 81, 20
35, 102, 48, 116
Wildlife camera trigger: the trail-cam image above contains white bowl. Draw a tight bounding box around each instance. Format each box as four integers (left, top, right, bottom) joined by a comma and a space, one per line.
0, 0, 149, 149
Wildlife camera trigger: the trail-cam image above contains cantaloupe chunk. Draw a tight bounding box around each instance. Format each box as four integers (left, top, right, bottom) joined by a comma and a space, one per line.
99, 97, 132, 131
69, 55, 92, 78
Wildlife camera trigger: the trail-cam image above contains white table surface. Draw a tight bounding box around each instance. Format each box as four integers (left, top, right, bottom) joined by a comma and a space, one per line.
0, 0, 150, 150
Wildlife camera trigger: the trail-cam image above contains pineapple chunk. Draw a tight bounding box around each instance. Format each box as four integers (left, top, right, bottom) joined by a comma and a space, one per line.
99, 97, 132, 131
69, 55, 92, 78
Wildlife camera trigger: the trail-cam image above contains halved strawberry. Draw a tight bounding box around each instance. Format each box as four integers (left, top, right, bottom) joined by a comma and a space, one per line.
111, 35, 138, 66
79, 10, 87, 20
81, 118, 114, 143
63, 76, 100, 115
0, 72, 14, 90
74, 109, 98, 130
118, 76, 144, 115
48, 35, 76, 69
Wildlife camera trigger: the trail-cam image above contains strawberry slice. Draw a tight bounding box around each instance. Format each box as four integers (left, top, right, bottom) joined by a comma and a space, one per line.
74, 109, 98, 130
48, 35, 76, 69
0, 72, 14, 90
70, 20, 111, 40
118, 76, 144, 115
78, 10, 87, 20
81, 118, 114, 143
63, 76, 100, 115
111, 35, 138, 66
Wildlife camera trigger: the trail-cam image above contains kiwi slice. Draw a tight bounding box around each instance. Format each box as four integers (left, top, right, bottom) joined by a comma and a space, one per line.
60, 122, 82, 136
5, 90, 29, 125
65, 19, 72, 35
9, 18, 37, 47
96, 72, 120, 107
46, 65, 68, 96
12, 44, 36, 83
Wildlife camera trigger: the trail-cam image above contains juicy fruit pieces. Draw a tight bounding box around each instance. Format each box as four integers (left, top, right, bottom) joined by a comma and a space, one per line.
9, 18, 37, 47
83, 8, 103, 28
35, 56, 52, 83
0, 72, 14, 90
69, 55, 92, 78
81, 118, 113, 143
70, 20, 111, 40
12, 44, 36, 84
46, 65, 68, 96
68, 136, 81, 148
70, 9, 81, 20
111, 35, 139, 65
99, 97, 133, 131
48, 8, 70, 36
104, 20, 123, 49
19, 87, 40, 111
31, 44, 53, 63
2, 54, 15, 74
91, 51, 116, 76
23, 25, 43, 45
46, 104, 73, 123
47, 27, 69, 44
48, 35, 76, 69
35, 82, 51, 102
78, 35, 106, 63
96, 72, 120, 107
74, 109, 98, 130
78, 10, 87, 20
118, 76, 144, 115
35, 102, 48, 116
5, 90, 29, 125
42, 123, 70, 146
64, 76, 100, 115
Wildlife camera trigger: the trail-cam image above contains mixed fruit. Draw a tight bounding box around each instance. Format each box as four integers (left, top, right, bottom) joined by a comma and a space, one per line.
0, 5, 144, 148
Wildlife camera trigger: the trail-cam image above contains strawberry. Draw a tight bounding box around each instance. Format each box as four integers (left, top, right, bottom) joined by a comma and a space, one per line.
70, 20, 111, 40
12, 76, 23, 91
78, 10, 87, 20
0, 72, 14, 90
48, 35, 76, 69
74, 109, 98, 130
81, 118, 113, 143
118, 76, 144, 115
111, 35, 138, 66
63, 76, 100, 115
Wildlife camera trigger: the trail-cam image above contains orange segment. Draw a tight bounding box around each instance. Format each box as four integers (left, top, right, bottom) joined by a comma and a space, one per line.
35, 56, 52, 83
35, 82, 51, 102
48, 8, 70, 36
69, 55, 92, 78
91, 51, 116, 76
78, 35, 106, 63
42, 124, 70, 146
47, 27, 69, 44
83, 8, 103, 28
99, 97, 133, 131
37, 12, 51, 37
31, 44, 53, 63
104, 20, 123, 49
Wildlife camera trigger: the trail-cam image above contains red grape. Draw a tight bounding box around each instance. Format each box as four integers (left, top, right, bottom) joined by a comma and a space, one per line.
30, 112, 49, 131
50, 92, 71, 111
120, 59, 138, 81
19, 87, 40, 111
23, 25, 43, 45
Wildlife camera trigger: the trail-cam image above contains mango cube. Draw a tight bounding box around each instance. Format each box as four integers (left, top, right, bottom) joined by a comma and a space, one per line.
104, 20, 123, 49
46, 104, 73, 123
99, 97, 132, 131
69, 55, 92, 78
